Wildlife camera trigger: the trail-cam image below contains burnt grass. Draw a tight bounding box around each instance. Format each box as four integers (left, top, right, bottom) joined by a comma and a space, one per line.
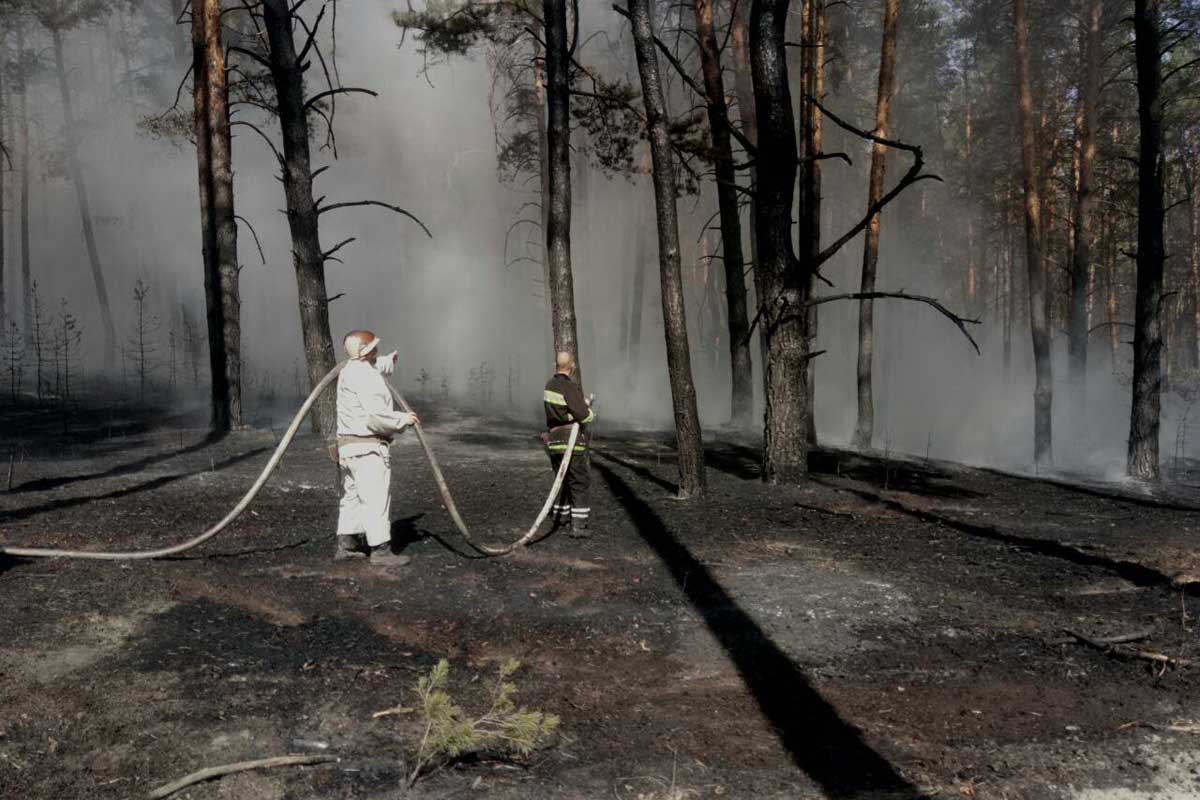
1, 403, 1200, 799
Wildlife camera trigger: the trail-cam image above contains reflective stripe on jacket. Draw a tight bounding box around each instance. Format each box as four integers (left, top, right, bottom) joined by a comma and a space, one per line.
544, 372, 593, 451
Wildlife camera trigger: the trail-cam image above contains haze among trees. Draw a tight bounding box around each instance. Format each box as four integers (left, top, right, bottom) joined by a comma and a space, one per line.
0, 0, 1197, 488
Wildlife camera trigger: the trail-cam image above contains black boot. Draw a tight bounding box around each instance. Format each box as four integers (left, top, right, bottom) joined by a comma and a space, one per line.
568, 521, 591, 539
368, 543, 412, 567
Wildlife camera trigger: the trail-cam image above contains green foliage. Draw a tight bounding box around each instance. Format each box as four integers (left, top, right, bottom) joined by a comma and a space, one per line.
572, 77, 643, 178
137, 109, 194, 144
393, 0, 517, 61
401, 658, 560, 787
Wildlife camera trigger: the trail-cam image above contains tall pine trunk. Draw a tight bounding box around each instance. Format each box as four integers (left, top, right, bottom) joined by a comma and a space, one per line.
1068, 0, 1102, 404
798, 0, 824, 446
1128, 0, 1165, 480
628, 0, 707, 498
263, 0, 338, 438
543, 0, 580, 367
52, 28, 116, 369
752, 0, 809, 483
693, 0, 753, 428
851, 0, 900, 451
18, 21, 31, 343
192, 0, 242, 431
1013, 0, 1053, 468
729, 0, 764, 403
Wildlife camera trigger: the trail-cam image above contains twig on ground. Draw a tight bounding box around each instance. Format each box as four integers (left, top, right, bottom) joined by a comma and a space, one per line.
147, 754, 338, 799
1061, 629, 1195, 668
1049, 628, 1155, 647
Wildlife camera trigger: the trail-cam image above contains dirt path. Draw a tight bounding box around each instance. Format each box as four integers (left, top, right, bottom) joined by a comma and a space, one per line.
1, 408, 1199, 799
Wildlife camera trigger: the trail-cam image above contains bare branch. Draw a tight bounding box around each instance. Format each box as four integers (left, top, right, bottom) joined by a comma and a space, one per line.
318, 200, 433, 238
230, 120, 284, 164
322, 236, 356, 261
304, 87, 377, 111
807, 292, 981, 353
235, 215, 267, 264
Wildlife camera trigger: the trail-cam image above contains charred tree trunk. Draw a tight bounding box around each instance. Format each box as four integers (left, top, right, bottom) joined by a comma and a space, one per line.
693, 0, 753, 428
752, 0, 808, 483
543, 0, 580, 368
851, 0, 900, 451
52, 28, 116, 368
628, 169, 651, 379
1013, 0, 1053, 468
17, 22, 31, 342
192, 0, 242, 431
1, 37, 7, 332
1128, 0, 1165, 480
1068, 0, 1101, 403
628, 0, 707, 498
1188, 149, 1200, 369
729, 0, 765, 402
263, 0, 338, 438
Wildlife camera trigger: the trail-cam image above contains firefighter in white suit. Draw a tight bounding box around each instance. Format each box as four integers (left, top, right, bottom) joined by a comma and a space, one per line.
335, 329, 417, 566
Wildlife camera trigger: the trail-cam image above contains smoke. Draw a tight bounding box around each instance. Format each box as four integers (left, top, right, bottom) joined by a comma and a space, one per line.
3, 2, 1191, 480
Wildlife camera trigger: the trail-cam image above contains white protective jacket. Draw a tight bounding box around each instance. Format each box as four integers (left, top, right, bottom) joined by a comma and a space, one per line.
336, 359, 415, 458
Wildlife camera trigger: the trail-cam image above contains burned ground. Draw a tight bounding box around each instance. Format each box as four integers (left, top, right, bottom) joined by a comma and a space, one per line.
1, 405, 1199, 799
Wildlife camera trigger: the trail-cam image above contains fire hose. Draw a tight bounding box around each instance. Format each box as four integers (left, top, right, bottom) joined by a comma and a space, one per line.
0, 361, 579, 560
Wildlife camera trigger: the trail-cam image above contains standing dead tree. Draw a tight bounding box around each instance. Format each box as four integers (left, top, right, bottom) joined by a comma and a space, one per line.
53, 297, 81, 402
2, 320, 23, 403
191, 0, 242, 431
35, 1, 118, 369
226, 0, 430, 438
625, 0, 707, 497
124, 279, 161, 403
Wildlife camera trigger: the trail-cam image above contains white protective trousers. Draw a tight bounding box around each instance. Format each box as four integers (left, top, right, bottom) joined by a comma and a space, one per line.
337, 448, 393, 547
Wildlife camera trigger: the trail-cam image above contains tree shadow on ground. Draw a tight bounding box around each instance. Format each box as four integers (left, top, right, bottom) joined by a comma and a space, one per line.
0, 446, 270, 526
8, 431, 227, 493
595, 461, 925, 799
702, 440, 985, 501
813, 478, 1181, 591
592, 449, 678, 494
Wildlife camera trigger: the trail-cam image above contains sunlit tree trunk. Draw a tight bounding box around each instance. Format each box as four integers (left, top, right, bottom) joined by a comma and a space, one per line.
729, 0, 765, 402
51, 27, 116, 369
797, 0, 824, 446
1128, 0, 1165, 480
628, 0, 706, 498
1068, 0, 1101, 402
852, 0, 900, 451
753, 0, 808, 483
263, 0, 338, 438
543, 0, 581, 369
192, 0, 241, 431
1013, 0, 1053, 468
693, 0, 753, 428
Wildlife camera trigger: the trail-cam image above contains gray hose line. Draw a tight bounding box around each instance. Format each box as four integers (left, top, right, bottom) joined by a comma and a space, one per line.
0, 363, 346, 560
387, 383, 577, 556
0, 362, 577, 560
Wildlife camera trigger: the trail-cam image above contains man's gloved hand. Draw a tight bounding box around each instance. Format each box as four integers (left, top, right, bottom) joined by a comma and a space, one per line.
375, 350, 399, 376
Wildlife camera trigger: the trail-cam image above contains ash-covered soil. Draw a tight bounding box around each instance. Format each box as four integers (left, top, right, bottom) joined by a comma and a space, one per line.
1, 403, 1199, 799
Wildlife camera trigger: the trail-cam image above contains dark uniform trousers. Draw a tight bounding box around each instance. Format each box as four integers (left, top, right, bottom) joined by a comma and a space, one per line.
549, 449, 590, 528
544, 372, 594, 529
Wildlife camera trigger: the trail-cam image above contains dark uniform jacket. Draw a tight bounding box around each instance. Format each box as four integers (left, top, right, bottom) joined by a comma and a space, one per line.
543, 372, 594, 452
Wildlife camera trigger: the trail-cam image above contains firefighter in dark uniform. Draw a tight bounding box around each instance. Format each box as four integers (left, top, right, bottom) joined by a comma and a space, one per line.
544, 351, 595, 537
